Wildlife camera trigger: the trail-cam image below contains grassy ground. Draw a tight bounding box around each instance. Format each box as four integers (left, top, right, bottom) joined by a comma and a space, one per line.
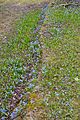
0, 8, 42, 119
38, 3, 80, 119
0, 0, 80, 119
22, 2, 80, 120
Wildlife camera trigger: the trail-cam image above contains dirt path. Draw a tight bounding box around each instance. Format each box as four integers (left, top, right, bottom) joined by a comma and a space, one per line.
0, 1, 48, 41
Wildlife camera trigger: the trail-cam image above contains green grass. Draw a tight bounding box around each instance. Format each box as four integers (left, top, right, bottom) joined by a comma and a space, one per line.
0, 9, 41, 117
0, 1, 80, 119
39, 5, 80, 120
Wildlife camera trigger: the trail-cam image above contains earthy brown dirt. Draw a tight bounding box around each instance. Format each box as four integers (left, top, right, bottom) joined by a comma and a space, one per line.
0, 1, 48, 41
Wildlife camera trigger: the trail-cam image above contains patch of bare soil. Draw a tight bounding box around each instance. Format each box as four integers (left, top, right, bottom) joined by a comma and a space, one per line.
0, 1, 48, 41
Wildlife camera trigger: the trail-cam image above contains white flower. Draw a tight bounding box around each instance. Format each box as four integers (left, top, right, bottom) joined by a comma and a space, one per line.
75, 77, 80, 82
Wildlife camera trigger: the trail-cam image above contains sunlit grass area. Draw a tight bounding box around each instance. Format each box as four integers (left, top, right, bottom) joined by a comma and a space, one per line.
39, 5, 80, 119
